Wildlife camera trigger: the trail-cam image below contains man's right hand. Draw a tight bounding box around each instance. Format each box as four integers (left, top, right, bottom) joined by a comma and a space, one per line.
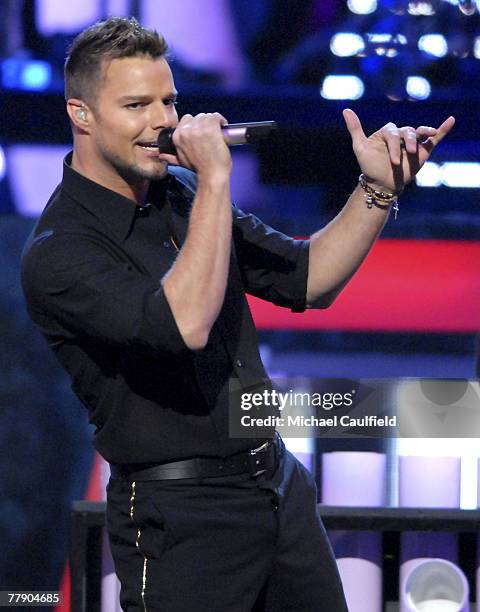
158, 113, 232, 179
160, 112, 233, 350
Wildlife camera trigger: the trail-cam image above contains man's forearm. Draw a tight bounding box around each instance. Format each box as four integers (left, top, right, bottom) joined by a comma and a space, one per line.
306, 183, 390, 308
305, 111, 453, 308
162, 173, 232, 349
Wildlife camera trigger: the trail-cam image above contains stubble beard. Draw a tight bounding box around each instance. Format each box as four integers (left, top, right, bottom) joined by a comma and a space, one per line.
101, 143, 167, 186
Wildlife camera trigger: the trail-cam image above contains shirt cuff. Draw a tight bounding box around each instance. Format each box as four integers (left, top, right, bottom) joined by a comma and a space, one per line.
144, 287, 190, 355
290, 239, 310, 313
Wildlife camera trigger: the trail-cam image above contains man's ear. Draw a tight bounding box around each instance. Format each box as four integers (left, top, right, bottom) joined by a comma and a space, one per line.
67, 99, 91, 131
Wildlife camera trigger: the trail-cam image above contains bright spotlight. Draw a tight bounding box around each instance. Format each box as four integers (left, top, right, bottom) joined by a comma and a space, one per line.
1, 59, 52, 91
415, 162, 442, 187
418, 34, 448, 57
347, 0, 378, 15
474, 36, 480, 59
442, 163, 480, 188
330, 33, 365, 57
320, 75, 365, 100
416, 162, 480, 188
23, 63, 51, 90
365, 33, 407, 57
458, 0, 477, 15
0, 145, 5, 182
406, 76, 431, 100
407, 2, 436, 16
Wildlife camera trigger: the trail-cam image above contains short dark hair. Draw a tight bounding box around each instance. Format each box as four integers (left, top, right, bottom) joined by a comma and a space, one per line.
64, 16, 168, 105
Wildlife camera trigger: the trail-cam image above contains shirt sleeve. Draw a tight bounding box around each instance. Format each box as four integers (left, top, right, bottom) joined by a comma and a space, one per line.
21, 230, 189, 355
232, 207, 310, 313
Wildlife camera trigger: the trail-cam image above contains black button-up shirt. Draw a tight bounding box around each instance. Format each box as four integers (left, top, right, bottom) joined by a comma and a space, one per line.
21, 155, 309, 464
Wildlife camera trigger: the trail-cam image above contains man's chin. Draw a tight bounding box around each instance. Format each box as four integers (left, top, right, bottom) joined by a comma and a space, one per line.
145, 168, 169, 182
126, 161, 169, 182
139, 159, 169, 180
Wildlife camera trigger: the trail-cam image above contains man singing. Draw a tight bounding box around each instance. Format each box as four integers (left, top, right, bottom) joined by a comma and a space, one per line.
21, 17, 453, 612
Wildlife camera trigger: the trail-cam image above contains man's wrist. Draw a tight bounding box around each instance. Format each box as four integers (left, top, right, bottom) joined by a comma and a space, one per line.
196, 170, 231, 190
361, 174, 401, 196
358, 174, 400, 220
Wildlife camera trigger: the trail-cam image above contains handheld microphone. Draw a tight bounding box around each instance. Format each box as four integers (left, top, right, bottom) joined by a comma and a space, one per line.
157, 121, 278, 155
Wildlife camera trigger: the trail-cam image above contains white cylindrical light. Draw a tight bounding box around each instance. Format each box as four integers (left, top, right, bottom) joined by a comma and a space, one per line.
399, 456, 462, 612
404, 558, 469, 612
322, 452, 386, 612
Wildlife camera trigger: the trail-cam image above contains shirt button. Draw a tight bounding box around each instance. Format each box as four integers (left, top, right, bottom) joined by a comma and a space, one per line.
236, 359, 244, 368
163, 240, 171, 248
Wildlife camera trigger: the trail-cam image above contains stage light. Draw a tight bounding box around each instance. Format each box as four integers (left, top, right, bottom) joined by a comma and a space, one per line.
418, 34, 448, 57
458, 0, 477, 15
442, 162, 480, 188
368, 34, 396, 43
320, 75, 365, 100
444, 0, 479, 13
0, 145, 5, 182
365, 33, 407, 57
347, 0, 377, 15
416, 162, 480, 188
23, 63, 51, 90
406, 75, 431, 99
415, 162, 442, 187
1, 59, 52, 91
330, 33, 365, 57
474, 36, 480, 58
407, 2, 436, 15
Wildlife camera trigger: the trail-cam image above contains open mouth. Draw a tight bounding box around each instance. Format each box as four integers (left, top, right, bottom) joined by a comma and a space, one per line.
137, 141, 159, 151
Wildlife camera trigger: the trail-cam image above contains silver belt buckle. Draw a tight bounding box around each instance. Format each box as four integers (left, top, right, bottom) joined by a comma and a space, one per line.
250, 440, 269, 455
249, 440, 270, 477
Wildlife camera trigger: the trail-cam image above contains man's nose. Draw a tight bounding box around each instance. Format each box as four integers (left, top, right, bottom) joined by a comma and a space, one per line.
151, 103, 177, 130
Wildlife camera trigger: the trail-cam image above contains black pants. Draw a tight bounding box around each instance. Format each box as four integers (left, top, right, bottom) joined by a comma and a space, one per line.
106, 442, 347, 611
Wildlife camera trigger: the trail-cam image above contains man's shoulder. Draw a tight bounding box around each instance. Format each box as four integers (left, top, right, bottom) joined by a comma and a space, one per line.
21, 182, 99, 270
34, 181, 84, 228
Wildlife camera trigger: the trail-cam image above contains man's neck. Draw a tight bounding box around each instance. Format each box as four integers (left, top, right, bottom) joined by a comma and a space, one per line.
71, 151, 150, 205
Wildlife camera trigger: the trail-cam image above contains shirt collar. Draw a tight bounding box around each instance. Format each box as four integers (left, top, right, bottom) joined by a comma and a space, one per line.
61, 152, 172, 241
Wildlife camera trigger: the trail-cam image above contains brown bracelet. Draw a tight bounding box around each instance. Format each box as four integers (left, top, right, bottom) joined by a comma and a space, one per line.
358, 173, 400, 220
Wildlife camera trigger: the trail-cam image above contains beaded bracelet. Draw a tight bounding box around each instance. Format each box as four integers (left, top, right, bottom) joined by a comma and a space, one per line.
358, 173, 400, 220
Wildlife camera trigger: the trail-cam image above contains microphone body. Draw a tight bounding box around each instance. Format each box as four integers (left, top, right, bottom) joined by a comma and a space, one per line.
157, 121, 277, 155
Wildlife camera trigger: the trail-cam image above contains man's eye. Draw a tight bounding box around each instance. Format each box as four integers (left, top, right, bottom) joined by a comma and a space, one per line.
164, 99, 178, 106
126, 102, 145, 109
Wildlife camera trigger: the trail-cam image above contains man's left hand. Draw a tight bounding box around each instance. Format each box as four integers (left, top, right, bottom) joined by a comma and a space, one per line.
342, 109, 455, 193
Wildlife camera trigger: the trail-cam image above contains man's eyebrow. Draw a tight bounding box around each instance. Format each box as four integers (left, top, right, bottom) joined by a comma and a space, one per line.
118, 95, 149, 102
118, 92, 178, 102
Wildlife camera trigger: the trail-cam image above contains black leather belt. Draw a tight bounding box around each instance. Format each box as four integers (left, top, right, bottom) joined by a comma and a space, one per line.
109, 436, 280, 482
